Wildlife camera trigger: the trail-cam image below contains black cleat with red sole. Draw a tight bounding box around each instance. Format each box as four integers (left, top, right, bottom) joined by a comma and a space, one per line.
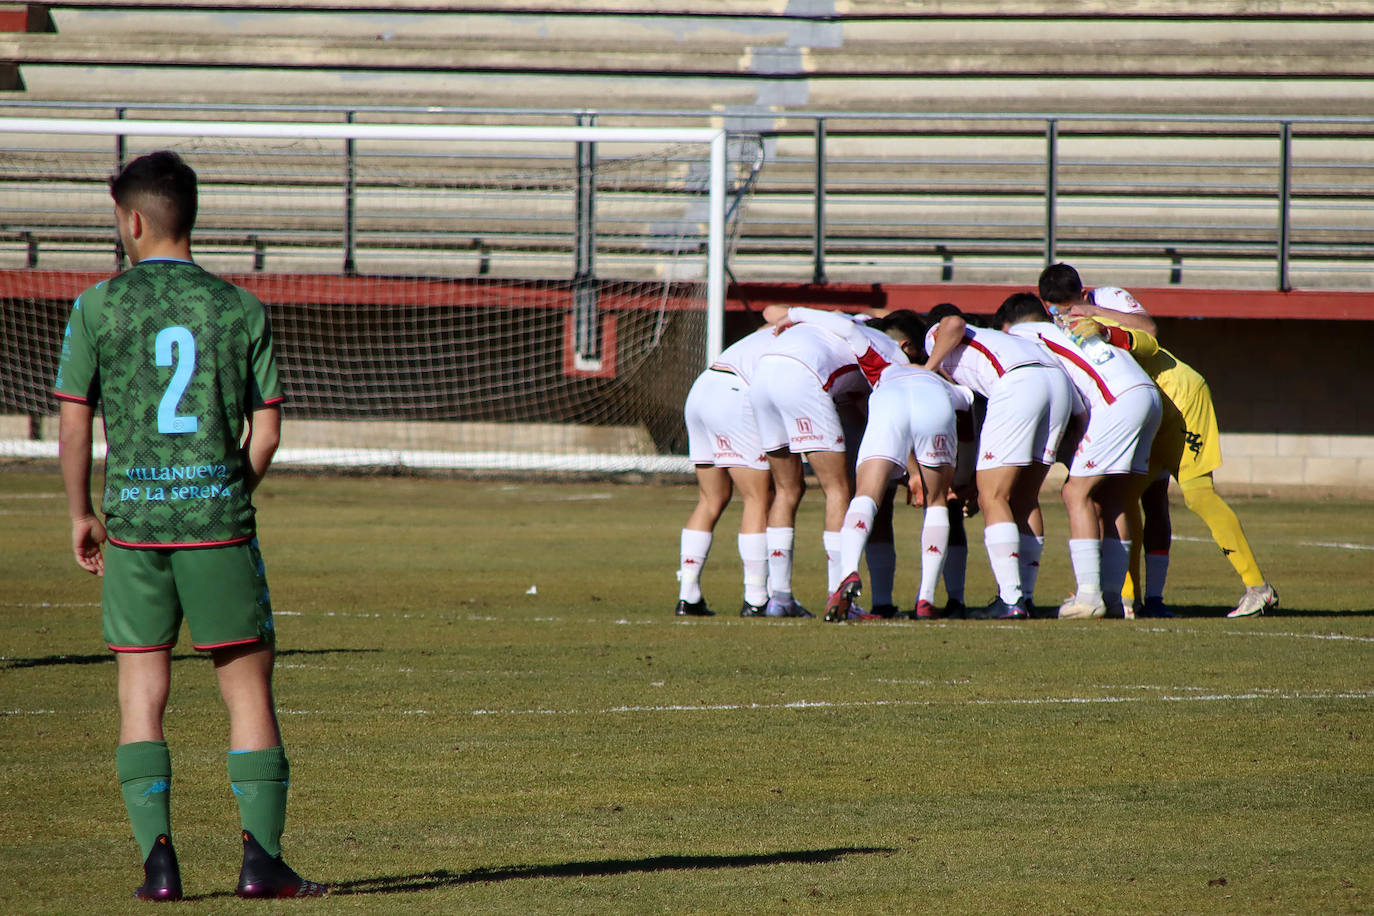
133, 834, 183, 902
235, 830, 328, 899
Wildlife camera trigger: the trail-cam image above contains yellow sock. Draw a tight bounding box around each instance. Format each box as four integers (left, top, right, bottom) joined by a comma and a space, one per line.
1181, 475, 1264, 588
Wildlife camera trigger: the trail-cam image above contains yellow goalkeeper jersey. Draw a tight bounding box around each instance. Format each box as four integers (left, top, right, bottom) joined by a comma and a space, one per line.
1095, 316, 1222, 482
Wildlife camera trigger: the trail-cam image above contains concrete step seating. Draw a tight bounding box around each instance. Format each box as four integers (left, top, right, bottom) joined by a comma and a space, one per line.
1, 2, 1371, 286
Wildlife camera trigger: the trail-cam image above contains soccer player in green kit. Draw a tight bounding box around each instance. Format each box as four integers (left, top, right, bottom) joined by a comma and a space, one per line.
55, 151, 325, 900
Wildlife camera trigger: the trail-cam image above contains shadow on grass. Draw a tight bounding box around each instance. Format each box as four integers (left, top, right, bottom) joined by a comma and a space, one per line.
1154, 605, 1374, 618
324, 847, 894, 896
0, 646, 380, 670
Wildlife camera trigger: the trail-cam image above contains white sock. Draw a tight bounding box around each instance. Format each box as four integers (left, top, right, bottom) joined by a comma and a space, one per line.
942, 544, 967, 604
678, 528, 713, 602
765, 527, 794, 599
1068, 538, 1102, 597
918, 506, 950, 603
1019, 533, 1045, 602
823, 529, 843, 593
1145, 550, 1170, 600
984, 521, 1022, 603
840, 496, 877, 581
738, 532, 769, 606
1101, 538, 1131, 603
865, 540, 896, 607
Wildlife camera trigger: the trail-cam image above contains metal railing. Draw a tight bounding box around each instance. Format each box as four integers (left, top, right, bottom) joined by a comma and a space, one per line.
2, 101, 1372, 291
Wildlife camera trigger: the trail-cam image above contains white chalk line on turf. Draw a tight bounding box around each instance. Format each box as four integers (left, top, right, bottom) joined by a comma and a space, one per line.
459, 689, 1374, 718
1173, 534, 1373, 552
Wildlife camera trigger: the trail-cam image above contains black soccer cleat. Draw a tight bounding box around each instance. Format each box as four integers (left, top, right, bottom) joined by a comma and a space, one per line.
738, 599, 767, 618
133, 833, 183, 902
675, 598, 714, 617
235, 830, 328, 899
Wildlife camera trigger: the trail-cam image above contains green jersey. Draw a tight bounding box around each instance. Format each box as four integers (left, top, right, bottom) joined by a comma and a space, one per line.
54, 258, 284, 548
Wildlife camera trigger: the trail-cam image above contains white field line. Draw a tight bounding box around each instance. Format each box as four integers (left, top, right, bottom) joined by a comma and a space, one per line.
1173, 533, 1374, 551
454, 689, 1374, 717
12, 688, 1372, 720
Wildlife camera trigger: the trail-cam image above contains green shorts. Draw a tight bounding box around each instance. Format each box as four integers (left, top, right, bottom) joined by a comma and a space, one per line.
102, 539, 276, 652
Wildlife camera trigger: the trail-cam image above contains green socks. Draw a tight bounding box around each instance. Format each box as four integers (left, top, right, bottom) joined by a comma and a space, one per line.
227, 746, 290, 857
116, 740, 173, 861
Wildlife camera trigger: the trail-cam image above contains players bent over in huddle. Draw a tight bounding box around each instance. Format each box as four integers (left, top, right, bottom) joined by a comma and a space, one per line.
676, 273, 1275, 622
676, 325, 780, 617
1040, 263, 1278, 618
997, 292, 1162, 619
55, 151, 326, 900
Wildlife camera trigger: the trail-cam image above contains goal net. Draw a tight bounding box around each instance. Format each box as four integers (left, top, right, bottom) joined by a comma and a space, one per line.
0, 117, 763, 474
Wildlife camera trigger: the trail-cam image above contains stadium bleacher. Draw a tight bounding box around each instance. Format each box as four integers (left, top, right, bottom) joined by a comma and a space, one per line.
2, 1, 1372, 487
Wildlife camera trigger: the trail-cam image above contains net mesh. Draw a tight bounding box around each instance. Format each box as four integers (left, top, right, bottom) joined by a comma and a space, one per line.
0, 123, 763, 472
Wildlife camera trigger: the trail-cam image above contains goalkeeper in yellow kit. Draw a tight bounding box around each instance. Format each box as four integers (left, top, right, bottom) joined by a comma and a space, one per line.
1070, 288, 1278, 618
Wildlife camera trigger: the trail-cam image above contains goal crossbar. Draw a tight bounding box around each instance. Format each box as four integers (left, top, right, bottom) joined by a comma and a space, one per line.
0, 116, 731, 363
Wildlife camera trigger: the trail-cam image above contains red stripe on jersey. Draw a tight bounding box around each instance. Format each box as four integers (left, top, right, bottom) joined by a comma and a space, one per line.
1040, 336, 1116, 405
822, 363, 861, 391
53, 391, 93, 404
855, 346, 891, 386
963, 336, 1006, 376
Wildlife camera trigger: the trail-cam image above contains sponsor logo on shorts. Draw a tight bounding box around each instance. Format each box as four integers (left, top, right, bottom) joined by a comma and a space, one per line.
790, 416, 824, 444
1184, 429, 1204, 457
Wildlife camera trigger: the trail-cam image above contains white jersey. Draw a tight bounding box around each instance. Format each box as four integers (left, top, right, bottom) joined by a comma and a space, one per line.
1090, 286, 1148, 317
710, 325, 778, 386
783, 306, 908, 387
923, 323, 1052, 397
1009, 321, 1154, 409
758, 320, 865, 396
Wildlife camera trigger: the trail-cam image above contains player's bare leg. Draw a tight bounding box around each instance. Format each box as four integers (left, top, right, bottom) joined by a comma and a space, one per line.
116, 649, 182, 901
764, 449, 808, 616
913, 462, 955, 619
214, 643, 326, 899
1010, 462, 1053, 614
677, 464, 731, 615
829, 458, 897, 620
728, 466, 773, 615
1059, 473, 1108, 618
1137, 476, 1175, 617
973, 464, 1028, 617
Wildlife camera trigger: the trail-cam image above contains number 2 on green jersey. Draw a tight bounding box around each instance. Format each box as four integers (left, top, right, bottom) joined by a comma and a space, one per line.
155, 325, 199, 434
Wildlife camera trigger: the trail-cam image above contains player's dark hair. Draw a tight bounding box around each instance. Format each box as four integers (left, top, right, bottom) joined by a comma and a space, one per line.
1038, 262, 1082, 305
868, 309, 929, 361
926, 302, 964, 324
994, 291, 1050, 328
110, 151, 198, 240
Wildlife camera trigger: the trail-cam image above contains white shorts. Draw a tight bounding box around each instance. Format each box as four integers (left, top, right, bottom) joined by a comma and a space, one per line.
975, 365, 1070, 471
749, 355, 849, 455
685, 368, 767, 470
1069, 384, 1163, 477
858, 374, 958, 470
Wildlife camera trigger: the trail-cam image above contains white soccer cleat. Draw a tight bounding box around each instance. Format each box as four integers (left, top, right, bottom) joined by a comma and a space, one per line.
1058, 592, 1106, 619
1227, 583, 1278, 618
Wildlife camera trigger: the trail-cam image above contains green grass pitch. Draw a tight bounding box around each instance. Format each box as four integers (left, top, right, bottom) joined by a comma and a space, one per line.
1, 468, 1371, 914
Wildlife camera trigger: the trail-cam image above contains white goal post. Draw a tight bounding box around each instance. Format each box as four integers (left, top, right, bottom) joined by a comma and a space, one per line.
0, 116, 761, 474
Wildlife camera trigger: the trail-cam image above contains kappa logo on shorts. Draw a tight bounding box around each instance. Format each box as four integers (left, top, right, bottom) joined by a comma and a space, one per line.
983, 451, 996, 461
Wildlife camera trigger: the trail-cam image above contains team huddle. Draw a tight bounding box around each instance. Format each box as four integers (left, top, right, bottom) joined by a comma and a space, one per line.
676, 263, 1279, 623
